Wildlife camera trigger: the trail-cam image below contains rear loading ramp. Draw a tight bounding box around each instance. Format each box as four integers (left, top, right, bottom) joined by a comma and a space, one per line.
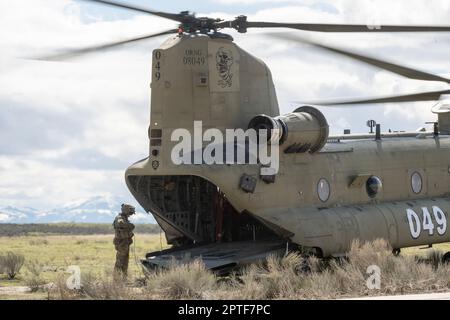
142, 240, 288, 274
126, 174, 293, 273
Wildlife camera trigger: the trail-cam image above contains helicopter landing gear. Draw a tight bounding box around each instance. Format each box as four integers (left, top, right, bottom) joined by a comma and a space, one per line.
442, 252, 450, 264
392, 248, 401, 257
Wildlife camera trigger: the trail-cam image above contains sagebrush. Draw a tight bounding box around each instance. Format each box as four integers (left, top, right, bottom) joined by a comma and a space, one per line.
0, 251, 25, 279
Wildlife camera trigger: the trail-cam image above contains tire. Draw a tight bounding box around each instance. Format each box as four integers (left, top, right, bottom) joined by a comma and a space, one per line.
442, 252, 450, 264
392, 248, 401, 257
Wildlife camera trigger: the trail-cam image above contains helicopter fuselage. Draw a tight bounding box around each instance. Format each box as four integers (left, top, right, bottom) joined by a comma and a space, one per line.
125, 34, 450, 260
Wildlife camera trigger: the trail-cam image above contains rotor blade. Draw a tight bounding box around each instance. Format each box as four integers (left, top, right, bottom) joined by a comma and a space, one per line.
296, 89, 450, 106
81, 0, 184, 22
271, 33, 450, 84
35, 29, 178, 61
244, 21, 450, 33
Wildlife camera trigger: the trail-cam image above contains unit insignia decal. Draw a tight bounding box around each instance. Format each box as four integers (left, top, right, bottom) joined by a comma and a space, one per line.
215, 47, 234, 88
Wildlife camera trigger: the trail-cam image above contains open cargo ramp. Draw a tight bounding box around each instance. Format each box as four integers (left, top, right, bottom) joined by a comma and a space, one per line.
142, 240, 288, 275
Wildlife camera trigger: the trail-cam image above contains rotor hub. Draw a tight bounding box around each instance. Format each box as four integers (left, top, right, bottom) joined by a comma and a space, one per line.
176, 11, 225, 35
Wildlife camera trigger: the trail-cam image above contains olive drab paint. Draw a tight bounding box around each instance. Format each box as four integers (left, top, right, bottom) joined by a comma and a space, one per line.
125, 33, 450, 258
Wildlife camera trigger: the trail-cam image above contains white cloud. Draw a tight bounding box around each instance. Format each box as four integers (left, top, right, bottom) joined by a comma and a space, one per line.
0, 0, 169, 210
0, 156, 126, 209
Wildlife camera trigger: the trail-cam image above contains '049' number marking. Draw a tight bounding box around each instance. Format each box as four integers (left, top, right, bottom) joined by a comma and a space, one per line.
154, 50, 162, 81
406, 206, 447, 239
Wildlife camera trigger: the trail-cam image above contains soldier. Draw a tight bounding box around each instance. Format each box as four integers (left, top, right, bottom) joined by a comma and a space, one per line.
113, 204, 136, 280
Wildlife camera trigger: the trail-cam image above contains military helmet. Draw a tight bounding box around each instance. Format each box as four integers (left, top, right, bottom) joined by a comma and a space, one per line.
121, 204, 136, 216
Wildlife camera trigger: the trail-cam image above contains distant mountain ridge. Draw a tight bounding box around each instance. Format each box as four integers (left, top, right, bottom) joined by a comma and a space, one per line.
0, 195, 154, 224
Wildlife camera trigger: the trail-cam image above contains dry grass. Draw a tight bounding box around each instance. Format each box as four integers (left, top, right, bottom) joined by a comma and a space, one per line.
23, 259, 46, 292
0, 234, 167, 288
49, 269, 148, 300
49, 260, 217, 300
145, 259, 217, 299
1, 235, 449, 300
0, 233, 168, 301
28, 239, 49, 246
46, 239, 450, 300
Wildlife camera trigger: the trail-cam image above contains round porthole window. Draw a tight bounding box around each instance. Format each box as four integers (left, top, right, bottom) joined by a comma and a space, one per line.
411, 172, 423, 194
366, 176, 382, 198
317, 178, 330, 202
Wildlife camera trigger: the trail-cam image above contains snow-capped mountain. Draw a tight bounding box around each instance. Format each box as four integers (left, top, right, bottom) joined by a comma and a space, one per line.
0, 196, 155, 224
0, 206, 39, 223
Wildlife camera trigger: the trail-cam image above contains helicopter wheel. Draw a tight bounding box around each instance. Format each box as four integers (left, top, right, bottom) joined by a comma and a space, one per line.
392, 248, 401, 257
442, 252, 450, 264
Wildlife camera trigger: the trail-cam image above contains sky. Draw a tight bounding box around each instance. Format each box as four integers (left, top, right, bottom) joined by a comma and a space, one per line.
1, 0, 450, 211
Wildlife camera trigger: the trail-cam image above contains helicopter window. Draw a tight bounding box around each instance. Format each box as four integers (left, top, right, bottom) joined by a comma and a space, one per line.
317, 178, 330, 202
366, 176, 382, 198
411, 172, 423, 194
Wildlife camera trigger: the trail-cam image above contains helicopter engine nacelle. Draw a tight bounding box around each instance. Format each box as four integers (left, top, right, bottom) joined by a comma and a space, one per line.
248, 106, 329, 154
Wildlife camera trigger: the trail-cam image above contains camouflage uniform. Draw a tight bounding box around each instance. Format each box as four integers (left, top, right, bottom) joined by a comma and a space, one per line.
113, 204, 135, 279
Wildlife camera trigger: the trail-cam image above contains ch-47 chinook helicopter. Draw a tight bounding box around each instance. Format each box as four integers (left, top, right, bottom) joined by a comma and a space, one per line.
45, 0, 450, 273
